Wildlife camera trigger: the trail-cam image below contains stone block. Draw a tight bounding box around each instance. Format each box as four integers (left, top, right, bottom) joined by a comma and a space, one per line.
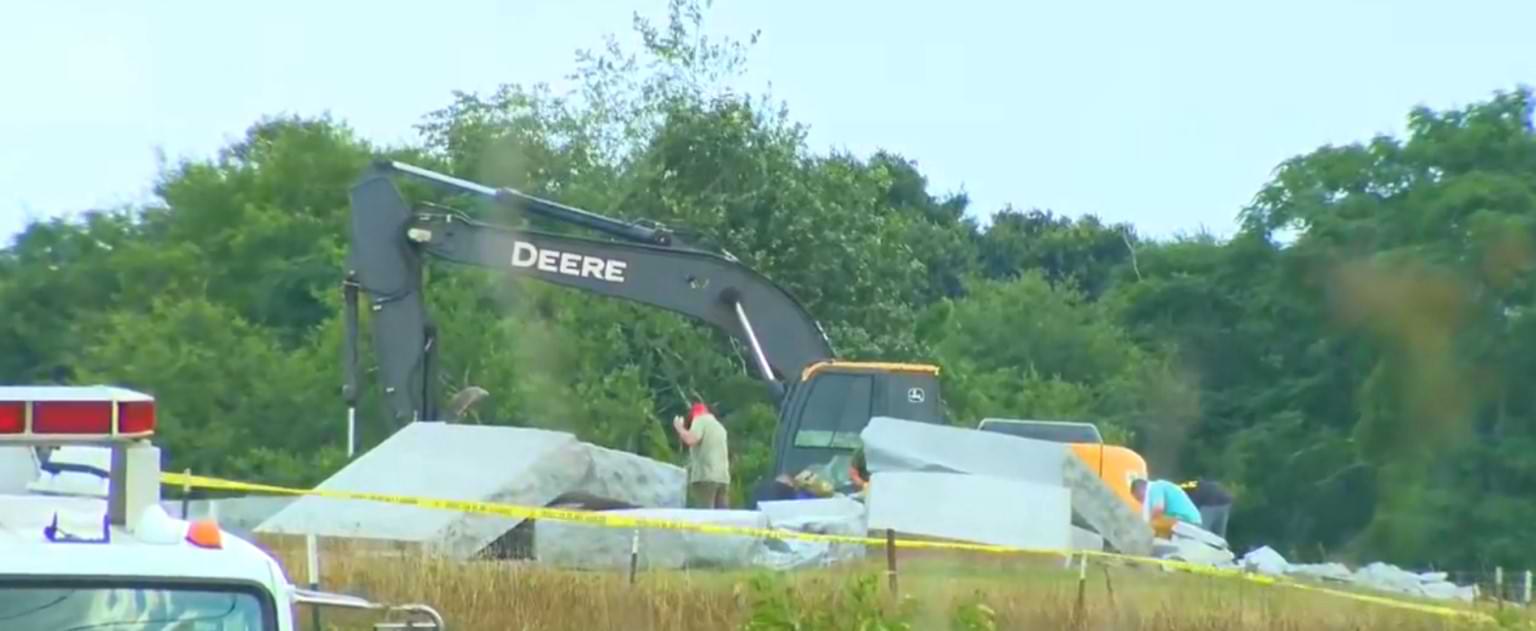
257, 423, 686, 559
1060, 453, 1153, 556
860, 417, 1153, 556
572, 444, 686, 509
866, 471, 1071, 551
534, 509, 768, 570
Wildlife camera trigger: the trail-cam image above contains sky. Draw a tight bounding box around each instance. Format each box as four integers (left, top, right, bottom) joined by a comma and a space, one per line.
2, 0, 1533, 248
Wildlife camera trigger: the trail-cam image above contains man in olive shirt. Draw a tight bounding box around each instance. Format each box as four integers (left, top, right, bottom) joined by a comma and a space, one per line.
674, 402, 731, 509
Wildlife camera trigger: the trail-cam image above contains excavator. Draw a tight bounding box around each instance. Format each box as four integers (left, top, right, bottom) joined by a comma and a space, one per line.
340, 160, 1148, 507
340, 160, 944, 495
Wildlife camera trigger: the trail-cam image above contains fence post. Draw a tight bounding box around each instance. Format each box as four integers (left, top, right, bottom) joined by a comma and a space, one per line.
307, 535, 321, 630
885, 529, 899, 594
1524, 569, 1532, 605
628, 528, 640, 585
1497, 567, 1505, 604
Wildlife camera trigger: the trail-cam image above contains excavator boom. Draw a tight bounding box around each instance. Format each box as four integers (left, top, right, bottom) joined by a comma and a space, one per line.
344, 161, 835, 428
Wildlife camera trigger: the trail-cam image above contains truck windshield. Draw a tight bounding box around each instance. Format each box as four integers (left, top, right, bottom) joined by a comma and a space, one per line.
0, 583, 273, 631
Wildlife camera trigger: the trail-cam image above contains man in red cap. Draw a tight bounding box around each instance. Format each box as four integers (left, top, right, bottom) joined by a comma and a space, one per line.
673, 401, 731, 509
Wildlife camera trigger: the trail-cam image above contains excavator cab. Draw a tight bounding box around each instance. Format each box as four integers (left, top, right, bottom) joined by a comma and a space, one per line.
767, 361, 944, 489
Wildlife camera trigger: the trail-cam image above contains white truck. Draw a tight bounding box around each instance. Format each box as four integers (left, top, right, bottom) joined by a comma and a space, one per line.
0, 385, 445, 630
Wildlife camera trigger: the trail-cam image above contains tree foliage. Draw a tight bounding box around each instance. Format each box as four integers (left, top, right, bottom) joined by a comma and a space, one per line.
3, 0, 1534, 570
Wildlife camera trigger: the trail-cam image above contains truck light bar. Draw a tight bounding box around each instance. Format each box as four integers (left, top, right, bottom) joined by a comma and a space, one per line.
0, 386, 156, 442
0, 403, 21, 433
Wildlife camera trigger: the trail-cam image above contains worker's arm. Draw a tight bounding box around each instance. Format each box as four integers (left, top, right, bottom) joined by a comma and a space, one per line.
1145, 485, 1166, 519
673, 416, 702, 447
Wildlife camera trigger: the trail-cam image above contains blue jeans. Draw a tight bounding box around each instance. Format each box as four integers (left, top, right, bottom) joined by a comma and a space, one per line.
1199, 504, 1231, 539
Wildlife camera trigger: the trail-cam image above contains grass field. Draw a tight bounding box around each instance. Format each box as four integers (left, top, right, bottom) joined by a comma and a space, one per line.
258, 535, 1516, 631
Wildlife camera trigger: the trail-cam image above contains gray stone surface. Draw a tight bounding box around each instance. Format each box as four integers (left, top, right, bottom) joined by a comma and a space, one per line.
866, 471, 1071, 551
861, 416, 1067, 484
1240, 545, 1289, 576
257, 423, 685, 558
860, 417, 1153, 556
1156, 537, 1235, 566
1060, 453, 1153, 556
575, 444, 686, 509
534, 509, 769, 570
1289, 562, 1353, 583
1352, 562, 1430, 595
1071, 526, 1104, 552
1171, 521, 1228, 550
756, 497, 868, 569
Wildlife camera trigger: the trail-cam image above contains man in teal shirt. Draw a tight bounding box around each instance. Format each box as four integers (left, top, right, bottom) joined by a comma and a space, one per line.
1132, 478, 1203, 526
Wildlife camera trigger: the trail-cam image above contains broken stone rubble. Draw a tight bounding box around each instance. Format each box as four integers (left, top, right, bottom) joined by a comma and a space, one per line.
1148, 521, 1237, 567
534, 498, 874, 571
1287, 561, 1353, 583
754, 496, 868, 570
1235, 546, 1479, 603
1155, 538, 1236, 567
534, 508, 770, 570
1144, 525, 1480, 604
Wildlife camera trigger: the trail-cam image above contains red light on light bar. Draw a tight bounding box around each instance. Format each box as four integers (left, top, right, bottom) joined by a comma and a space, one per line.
34, 401, 114, 434
0, 403, 22, 434
119, 401, 156, 435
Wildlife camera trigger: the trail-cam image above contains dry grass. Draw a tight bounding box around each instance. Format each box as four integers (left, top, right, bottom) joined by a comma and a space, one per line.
256, 535, 1512, 631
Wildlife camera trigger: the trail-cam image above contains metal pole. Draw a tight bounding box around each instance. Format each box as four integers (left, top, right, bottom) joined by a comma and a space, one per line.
377, 160, 671, 245
180, 468, 191, 519
346, 407, 356, 459
1074, 552, 1089, 622
1524, 570, 1532, 605
731, 300, 776, 382
885, 529, 899, 594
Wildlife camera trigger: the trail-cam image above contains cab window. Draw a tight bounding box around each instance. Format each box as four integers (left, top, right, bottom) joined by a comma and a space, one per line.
792, 373, 873, 451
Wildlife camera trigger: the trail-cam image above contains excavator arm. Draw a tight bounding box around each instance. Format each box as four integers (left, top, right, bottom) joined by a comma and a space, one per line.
343, 160, 835, 429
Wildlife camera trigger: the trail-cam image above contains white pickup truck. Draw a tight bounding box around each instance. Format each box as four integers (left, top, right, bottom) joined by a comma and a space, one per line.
0, 385, 445, 630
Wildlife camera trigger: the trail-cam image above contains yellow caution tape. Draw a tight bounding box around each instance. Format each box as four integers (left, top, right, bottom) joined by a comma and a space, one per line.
161, 472, 1494, 624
